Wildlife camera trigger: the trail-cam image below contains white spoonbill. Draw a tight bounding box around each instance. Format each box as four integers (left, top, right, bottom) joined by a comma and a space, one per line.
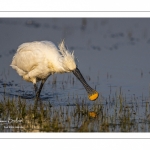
10, 40, 99, 101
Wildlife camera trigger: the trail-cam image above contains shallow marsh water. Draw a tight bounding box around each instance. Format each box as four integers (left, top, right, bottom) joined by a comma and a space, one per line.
0, 18, 150, 132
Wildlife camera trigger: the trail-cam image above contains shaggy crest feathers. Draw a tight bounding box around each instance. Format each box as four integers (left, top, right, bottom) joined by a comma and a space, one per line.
58, 40, 76, 71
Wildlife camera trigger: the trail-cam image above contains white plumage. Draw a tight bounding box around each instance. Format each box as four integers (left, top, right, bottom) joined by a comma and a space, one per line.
10, 40, 99, 101
11, 40, 76, 84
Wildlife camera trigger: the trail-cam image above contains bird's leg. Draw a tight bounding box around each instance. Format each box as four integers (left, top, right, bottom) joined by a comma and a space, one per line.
34, 83, 38, 93
36, 77, 48, 100
33, 83, 39, 112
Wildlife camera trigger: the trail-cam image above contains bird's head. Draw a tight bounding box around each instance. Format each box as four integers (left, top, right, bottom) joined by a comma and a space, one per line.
61, 51, 76, 72
59, 40, 76, 72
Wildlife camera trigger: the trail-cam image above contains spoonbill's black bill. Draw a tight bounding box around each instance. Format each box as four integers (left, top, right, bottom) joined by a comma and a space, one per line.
73, 68, 99, 101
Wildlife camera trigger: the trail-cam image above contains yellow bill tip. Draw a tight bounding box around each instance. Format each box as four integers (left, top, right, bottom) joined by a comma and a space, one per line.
88, 91, 99, 101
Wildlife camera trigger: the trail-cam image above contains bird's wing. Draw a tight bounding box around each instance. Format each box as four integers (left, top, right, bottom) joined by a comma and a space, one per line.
11, 47, 42, 74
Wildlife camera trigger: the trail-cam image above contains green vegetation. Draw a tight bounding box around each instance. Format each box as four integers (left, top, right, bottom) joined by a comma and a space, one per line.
0, 89, 150, 132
